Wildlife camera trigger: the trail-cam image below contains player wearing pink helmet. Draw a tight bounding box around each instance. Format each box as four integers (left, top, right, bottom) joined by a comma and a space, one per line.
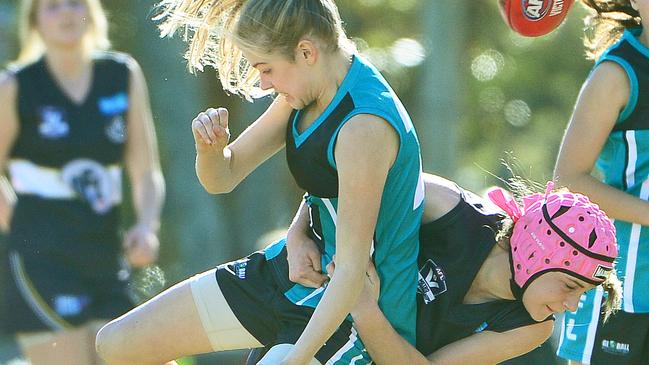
488, 181, 618, 303
254, 173, 621, 365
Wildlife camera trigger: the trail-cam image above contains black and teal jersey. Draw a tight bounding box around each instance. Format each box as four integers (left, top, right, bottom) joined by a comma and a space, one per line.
7, 52, 130, 257
594, 28, 649, 313
415, 189, 541, 356
281, 54, 424, 345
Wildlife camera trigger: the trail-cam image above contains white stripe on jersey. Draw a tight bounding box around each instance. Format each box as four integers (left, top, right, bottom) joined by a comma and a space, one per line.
625, 131, 637, 188
322, 198, 338, 224
582, 287, 604, 364
8, 158, 122, 203
296, 286, 325, 306
413, 159, 425, 210
623, 178, 649, 311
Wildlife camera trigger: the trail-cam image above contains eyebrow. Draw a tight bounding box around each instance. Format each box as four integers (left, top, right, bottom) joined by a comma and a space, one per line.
251, 62, 268, 68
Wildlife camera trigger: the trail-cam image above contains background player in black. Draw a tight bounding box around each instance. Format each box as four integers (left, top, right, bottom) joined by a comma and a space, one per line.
0, 0, 165, 364
273, 173, 622, 365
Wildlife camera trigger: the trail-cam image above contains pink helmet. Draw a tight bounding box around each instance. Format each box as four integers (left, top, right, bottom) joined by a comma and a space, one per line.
487, 182, 618, 297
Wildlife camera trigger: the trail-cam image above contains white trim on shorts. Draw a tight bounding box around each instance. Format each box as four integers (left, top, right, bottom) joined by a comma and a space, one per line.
188, 268, 263, 351
257, 344, 322, 365
9, 251, 70, 331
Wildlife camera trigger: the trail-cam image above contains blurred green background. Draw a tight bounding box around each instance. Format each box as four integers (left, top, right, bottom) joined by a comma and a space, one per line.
0, 0, 594, 364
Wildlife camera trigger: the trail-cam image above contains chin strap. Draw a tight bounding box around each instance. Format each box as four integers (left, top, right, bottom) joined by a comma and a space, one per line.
510, 279, 523, 301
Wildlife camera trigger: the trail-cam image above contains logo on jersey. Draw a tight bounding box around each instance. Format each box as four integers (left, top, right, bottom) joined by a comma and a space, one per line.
98, 92, 128, 115
61, 159, 116, 214
417, 259, 447, 304
229, 258, 250, 279
601, 339, 631, 355
521, 0, 552, 20
106, 115, 127, 144
38, 106, 70, 139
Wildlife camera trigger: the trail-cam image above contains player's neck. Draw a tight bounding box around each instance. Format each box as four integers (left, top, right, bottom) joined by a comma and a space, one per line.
312, 50, 353, 113
43, 45, 92, 80
464, 243, 515, 304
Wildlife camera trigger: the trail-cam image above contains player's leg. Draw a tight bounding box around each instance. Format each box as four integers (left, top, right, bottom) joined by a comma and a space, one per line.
88, 320, 178, 365
95, 268, 262, 365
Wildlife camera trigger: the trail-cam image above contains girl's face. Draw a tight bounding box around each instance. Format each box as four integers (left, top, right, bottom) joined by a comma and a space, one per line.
244, 49, 316, 110
35, 0, 89, 48
522, 271, 595, 321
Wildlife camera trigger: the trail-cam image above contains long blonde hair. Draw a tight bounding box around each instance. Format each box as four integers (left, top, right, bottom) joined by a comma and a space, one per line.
580, 0, 642, 60
154, 0, 355, 100
15, 0, 110, 66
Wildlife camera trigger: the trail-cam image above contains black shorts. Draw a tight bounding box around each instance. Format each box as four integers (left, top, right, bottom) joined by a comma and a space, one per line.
216, 239, 370, 364
590, 310, 649, 365
2, 248, 132, 333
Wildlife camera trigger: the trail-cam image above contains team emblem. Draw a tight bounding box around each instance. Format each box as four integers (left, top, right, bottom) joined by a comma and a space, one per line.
61, 159, 116, 214
38, 106, 70, 139
106, 115, 127, 144
417, 259, 447, 304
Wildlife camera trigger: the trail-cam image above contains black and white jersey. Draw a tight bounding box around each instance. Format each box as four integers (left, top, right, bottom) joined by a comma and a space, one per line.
7, 52, 131, 256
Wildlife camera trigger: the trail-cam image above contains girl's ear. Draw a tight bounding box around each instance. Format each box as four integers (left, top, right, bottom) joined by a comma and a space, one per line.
296, 39, 318, 65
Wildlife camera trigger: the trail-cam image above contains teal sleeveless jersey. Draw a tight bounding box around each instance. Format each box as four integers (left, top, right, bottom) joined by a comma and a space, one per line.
279, 54, 424, 344
595, 29, 649, 312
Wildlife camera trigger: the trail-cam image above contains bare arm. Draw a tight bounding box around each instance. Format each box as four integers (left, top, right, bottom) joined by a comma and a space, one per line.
352, 295, 553, 365
426, 322, 553, 364
0, 72, 18, 233
284, 114, 399, 363
192, 96, 292, 194
554, 61, 649, 225
123, 58, 166, 267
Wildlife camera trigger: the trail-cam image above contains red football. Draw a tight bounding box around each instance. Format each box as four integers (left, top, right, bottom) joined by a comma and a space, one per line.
499, 0, 576, 37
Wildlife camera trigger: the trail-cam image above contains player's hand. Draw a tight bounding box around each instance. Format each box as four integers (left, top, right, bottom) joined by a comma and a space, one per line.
123, 224, 160, 268
286, 228, 328, 288
0, 176, 16, 233
191, 107, 230, 154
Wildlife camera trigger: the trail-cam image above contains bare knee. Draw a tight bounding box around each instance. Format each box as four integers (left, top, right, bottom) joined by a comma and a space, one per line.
95, 320, 137, 365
